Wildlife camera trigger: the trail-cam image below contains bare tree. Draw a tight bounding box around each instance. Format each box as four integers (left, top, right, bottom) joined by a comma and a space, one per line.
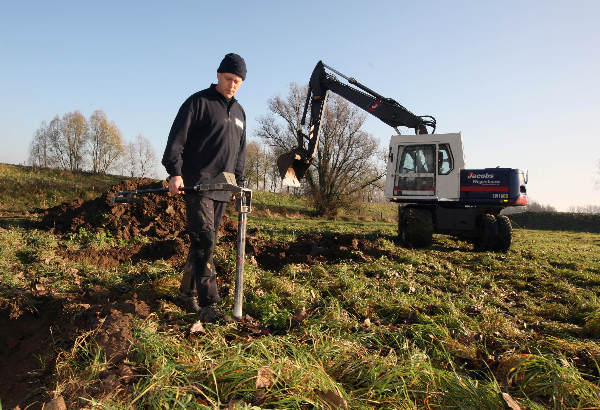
119, 134, 158, 178
256, 83, 307, 152
568, 205, 600, 214
257, 83, 384, 216
244, 140, 262, 189
29, 121, 52, 167
244, 140, 282, 192
266, 149, 282, 192
88, 110, 124, 173
57, 111, 89, 171
136, 135, 157, 178
29, 114, 85, 171
526, 199, 557, 213
121, 142, 138, 177
29, 110, 131, 174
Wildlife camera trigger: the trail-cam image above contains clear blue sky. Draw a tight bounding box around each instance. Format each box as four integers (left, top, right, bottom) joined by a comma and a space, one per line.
1, 1, 598, 210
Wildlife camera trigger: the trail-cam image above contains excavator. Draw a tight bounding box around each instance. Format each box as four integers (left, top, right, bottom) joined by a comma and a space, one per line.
277, 61, 528, 251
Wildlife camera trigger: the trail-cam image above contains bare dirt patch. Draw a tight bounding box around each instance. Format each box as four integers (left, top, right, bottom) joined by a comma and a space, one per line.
57, 238, 188, 268
0, 286, 158, 409
246, 232, 392, 271
41, 178, 388, 272
0, 301, 61, 409
42, 178, 237, 268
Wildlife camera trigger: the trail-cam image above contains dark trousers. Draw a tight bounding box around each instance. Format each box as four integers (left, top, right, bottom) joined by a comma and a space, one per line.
180, 193, 227, 306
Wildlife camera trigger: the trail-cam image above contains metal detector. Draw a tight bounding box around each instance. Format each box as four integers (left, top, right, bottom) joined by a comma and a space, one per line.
113, 172, 251, 320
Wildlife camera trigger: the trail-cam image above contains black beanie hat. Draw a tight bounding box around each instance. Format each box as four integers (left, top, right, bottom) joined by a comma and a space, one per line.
217, 53, 247, 80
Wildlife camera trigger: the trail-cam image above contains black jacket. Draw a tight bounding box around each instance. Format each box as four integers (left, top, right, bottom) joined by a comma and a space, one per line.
162, 84, 246, 201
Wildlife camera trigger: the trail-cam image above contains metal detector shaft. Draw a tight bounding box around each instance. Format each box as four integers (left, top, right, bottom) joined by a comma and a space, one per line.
232, 189, 251, 320
112, 187, 196, 203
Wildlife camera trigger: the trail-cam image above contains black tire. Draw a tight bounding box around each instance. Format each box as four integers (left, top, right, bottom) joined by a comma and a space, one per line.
401, 207, 433, 248
495, 215, 512, 252
475, 214, 497, 251
397, 206, 408, 246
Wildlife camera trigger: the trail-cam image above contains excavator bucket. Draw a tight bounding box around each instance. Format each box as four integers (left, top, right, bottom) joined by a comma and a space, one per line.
276, 150, 309, 187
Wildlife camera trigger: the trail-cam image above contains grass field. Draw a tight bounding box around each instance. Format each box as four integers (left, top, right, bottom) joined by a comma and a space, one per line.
1, 163, 600, 409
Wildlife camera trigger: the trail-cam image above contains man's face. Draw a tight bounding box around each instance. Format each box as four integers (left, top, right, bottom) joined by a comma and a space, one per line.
216, 72, 243, 98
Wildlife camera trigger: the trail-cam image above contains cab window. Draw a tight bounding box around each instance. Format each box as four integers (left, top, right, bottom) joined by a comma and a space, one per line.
398, 144, 435, 174
394, 144, 436, 194
438, 143, 453, 175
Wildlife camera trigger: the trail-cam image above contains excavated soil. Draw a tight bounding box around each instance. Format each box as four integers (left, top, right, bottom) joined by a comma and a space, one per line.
0, 288, 153, 409
3, 178, 394, 408
40, 178, 391, 271
42, 178, 189, 240
247, 232, 393, 271
57, 238, 189, 268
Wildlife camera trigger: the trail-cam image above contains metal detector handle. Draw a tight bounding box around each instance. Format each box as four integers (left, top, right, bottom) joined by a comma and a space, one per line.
232, 188, 252, 320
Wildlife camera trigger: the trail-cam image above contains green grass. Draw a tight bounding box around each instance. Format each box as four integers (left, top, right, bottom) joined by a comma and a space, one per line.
0, 163, 126, 213
2, 165, 600, 408
251, 190, 396, 221
510, 211, 600, 233
247, 215, 395, 242
4, 224, 600, 408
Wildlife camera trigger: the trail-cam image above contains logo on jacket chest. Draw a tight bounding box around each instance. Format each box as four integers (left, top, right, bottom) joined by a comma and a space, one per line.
234, 117, 244, 130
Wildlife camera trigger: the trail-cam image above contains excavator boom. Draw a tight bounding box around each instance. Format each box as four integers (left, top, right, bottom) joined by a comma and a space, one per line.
277, 61, 436, 187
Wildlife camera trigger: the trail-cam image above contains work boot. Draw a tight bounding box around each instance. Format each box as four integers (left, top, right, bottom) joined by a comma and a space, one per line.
199, 303, 230, 323
179, 292, 201, 313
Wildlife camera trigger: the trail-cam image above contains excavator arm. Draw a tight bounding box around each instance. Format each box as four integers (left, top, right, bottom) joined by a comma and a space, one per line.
277, 61, 436, 187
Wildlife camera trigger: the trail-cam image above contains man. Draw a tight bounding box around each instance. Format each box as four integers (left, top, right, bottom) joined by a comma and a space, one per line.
162, 53, 247, 322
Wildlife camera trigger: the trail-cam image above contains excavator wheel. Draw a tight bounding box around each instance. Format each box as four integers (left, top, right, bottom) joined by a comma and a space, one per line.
397, 206, 408, 246
495, 215, 512, 252
398, 206, 433, 248
475, 214, 498, 251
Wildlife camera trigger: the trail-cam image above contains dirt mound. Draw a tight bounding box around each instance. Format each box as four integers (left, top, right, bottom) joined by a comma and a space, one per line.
0, 287, 156, 409
41, 178, 237, 241
247, 232, 391, 271
40, 178, 391, 272
94, 309, 134, 363
0, 302, 61, 409
58, 238, 188, 268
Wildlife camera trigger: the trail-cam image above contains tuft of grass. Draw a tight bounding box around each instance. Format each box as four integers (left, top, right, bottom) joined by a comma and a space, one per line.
65, 227, 116, 250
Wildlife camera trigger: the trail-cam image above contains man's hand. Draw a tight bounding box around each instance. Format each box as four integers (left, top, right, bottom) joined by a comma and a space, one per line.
168, 175, 184, 195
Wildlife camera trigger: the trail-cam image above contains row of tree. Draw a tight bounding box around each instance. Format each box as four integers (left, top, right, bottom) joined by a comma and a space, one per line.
523, 200, 557, 213
243, 141, 281, 192
567, 205, 600, 214
29, 110, 157, 178
517, 201, 600, 214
